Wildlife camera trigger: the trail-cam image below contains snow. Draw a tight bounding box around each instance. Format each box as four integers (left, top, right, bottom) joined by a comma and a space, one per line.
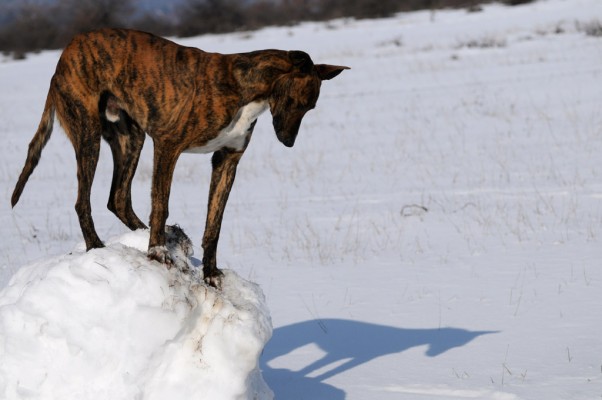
1, 0, 602, 399
0, 229, 272, 399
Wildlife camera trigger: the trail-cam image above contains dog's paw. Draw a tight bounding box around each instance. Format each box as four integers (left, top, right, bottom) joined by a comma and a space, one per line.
147, 245, 174, 268
203, 269, 224, 289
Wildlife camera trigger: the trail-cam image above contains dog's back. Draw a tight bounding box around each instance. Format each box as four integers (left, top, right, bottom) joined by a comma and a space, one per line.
54, 29, 202, 135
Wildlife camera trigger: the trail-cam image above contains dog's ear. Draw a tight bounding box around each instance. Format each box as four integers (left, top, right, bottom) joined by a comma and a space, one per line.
315, 64, 350, 80
288, 51, 314, 74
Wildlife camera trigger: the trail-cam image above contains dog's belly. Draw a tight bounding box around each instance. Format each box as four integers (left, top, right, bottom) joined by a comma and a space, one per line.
184, 100, 268, 154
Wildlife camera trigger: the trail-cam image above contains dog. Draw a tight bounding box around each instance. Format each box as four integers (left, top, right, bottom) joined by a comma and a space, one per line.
11, 28, 348, 287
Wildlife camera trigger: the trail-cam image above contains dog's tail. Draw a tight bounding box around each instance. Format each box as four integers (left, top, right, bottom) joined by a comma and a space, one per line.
11, 86, 56, 208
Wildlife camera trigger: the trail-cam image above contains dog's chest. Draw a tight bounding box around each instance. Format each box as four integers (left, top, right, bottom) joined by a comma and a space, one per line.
184, 100, 268, 154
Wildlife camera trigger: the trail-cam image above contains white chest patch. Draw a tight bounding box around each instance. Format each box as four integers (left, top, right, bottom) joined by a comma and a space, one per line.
184, 100, 268, 154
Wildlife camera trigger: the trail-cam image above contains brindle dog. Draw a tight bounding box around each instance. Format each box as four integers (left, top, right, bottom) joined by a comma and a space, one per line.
11, 28, 348, 287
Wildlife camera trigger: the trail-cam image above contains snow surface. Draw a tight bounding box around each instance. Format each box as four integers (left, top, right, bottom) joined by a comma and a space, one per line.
1, 0, 602, 399
0, 229, 272, 399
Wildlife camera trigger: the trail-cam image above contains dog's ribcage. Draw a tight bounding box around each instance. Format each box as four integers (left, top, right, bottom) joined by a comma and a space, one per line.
183, 100, 268, 154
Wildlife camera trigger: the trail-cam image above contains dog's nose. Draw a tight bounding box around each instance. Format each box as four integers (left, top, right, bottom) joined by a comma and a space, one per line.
277, 127, 300, 147
283, 137, 296, 147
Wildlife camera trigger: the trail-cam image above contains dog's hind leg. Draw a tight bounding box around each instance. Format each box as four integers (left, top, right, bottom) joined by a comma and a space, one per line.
55, 92, 104, 250
103, 111, 147, 230
74, 126, 104, 250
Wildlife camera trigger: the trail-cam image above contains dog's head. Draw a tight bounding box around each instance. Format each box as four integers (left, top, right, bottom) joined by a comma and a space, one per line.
269, 51, 349, 147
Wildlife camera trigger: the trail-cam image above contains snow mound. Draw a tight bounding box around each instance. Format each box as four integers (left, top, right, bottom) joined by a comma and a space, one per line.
0, 229, 273, 400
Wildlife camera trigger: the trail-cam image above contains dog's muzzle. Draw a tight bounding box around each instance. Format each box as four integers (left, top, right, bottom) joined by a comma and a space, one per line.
274, 117, 301, 148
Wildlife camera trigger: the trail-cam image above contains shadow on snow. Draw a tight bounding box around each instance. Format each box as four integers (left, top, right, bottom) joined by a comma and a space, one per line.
261, 318, 497, 399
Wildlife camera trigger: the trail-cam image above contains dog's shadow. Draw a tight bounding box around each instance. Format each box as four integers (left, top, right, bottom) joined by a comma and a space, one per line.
261, 318, 497, 399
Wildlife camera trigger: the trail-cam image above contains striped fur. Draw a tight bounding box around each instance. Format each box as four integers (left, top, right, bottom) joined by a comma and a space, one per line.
11, 28, 348, 286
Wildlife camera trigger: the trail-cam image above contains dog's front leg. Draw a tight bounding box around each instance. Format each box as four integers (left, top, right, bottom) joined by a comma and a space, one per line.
202, 148, 244, 287
147, 144, 180, 266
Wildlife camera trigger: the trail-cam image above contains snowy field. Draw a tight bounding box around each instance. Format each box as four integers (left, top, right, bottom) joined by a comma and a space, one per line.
1, 0, 602, 398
